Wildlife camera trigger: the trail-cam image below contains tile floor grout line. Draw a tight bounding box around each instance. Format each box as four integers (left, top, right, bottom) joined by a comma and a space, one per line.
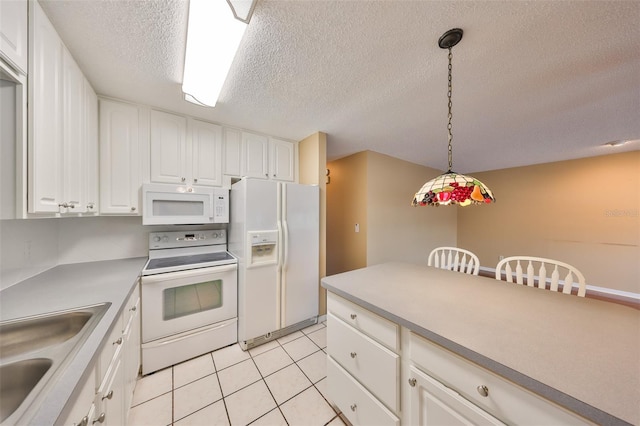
211, 351, 233, 426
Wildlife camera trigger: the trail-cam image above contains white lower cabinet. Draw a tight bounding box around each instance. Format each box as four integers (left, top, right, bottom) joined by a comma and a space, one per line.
408, 365, 504, 426
325, 291, 593, 426
62, 284, 140, 426
326, 293, 400, 425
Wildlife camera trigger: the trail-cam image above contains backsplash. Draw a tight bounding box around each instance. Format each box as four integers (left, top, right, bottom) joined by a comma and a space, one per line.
0, 216, 148, 290
0, 216, 226, 291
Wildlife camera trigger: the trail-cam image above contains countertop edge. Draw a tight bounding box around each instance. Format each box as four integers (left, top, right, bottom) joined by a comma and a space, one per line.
321, 281, 630, 426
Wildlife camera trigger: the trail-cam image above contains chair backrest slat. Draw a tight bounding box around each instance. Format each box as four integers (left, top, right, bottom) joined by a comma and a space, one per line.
496, 256, 586, 297
428, 247, 480, 276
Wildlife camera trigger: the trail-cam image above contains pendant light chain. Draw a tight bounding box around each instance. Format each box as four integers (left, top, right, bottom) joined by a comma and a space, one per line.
447, 47, 453, 172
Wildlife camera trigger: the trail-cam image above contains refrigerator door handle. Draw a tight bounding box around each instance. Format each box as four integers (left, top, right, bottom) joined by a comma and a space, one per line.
283, 218, 290, 270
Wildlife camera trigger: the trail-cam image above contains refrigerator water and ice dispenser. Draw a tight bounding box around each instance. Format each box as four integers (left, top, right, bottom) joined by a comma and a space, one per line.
247, 230, 278, 266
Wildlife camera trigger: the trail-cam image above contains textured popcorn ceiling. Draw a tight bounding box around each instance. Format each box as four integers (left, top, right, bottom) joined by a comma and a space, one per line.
40, 0, 640, 172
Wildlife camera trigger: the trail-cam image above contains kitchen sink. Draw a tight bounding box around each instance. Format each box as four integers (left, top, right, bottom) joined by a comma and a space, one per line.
0, 310, 97, 359
0, 303, 110, 424
0, 359, 53, 422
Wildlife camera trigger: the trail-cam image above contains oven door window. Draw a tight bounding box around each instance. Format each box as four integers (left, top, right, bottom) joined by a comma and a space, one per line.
163, 280, 222, 320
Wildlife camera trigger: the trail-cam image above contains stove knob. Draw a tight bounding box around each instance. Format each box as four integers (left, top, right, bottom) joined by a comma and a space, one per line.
162, 236, 169, 242
153, 236, 161, 242
212, 233, 219, 238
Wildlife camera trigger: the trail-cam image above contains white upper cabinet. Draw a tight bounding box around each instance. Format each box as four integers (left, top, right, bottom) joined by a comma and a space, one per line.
84, 78, 99, 213
28, 1, 63, 213
99, 99, 148, 215
269, 137, 295, 182
150, 111, 223, 187
28, 2, 99, 215
223, 127, 242, 177
0, 0, 28, 74
189, 119, 223, 186
150, 110, 187, 184
241, 131, 269, 179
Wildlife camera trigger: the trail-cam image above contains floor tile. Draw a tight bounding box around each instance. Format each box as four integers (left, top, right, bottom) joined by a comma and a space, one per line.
282, 335, 319, 361
279, 386, 336, 426
297, 350, 327, 384
174, 373, 223, 421
248, 339, 280, 357
327, 414, 349, 426
314, 378, 332, 406
173, 353, 215, 389
225, 380, 277, 425
307, 327, 327, 349
264, 364, 313, 405
212, 343, 251, 371
173, 399, 229, 426
277, 330, 303, 344
217, 358, 262, 396
253, 345, 294, 377
250, 408, 288, 426
301, 322, 325, 335
127, 392, 172, 426
131, 368, 172, 406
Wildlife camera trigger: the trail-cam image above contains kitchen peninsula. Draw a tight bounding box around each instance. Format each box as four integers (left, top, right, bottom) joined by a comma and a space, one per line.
321, 262, 639, 425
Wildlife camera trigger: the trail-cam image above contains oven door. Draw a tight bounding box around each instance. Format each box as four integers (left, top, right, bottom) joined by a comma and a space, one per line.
141, 264, 237, 343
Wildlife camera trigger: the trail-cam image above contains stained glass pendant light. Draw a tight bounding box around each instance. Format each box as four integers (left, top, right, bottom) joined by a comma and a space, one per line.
412, 29, 495, 207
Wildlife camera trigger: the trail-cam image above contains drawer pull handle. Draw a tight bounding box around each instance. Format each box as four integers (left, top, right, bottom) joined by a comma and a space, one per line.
130, 306, 137, 312
477, 385, 489, 397
93, 413, 105, 424
350, 352, 357, 358
408, 378, 417, 387
79, 415, 89, 426
113, 337, 123, 345
102, 390, 113, 400
350, 314, 357, 320
350, 404, 357, 412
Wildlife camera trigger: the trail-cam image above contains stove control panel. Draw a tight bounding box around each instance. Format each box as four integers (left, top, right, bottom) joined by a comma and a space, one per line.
149, 230, 227, 250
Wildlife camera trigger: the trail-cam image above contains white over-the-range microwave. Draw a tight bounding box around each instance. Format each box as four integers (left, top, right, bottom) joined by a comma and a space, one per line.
142, 183, 229, 225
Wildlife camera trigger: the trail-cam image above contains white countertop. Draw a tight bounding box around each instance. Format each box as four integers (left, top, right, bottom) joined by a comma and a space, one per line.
0, 257, 147, 425
321, 262, 640, 425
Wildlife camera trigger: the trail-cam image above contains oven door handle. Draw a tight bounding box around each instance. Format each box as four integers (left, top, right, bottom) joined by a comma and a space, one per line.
141, 263, 237, 283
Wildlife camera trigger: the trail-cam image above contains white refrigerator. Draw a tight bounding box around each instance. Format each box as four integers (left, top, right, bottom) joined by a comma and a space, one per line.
229, 177, 319, 350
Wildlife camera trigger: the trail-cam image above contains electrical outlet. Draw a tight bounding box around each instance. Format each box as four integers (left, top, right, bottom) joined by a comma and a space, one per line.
499, 255, 504, 261
355, 223, 360, 233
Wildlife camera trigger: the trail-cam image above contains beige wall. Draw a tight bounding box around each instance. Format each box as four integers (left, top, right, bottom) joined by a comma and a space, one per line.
366, 151, 458, 266
298, 132, 328, 314
327, 151, 457, 275
458, 151, 640, 293
326, 152, 368, 275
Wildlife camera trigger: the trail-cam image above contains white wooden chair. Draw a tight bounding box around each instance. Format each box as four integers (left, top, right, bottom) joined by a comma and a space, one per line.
428, 247, 480, 275
495, 256, 586, 297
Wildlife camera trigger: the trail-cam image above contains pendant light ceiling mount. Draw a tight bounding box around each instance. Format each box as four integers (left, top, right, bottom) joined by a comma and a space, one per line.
412, 28, 495, 207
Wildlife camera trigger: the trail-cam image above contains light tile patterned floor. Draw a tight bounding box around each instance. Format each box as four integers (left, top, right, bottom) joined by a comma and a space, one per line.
128, 322, 348, 426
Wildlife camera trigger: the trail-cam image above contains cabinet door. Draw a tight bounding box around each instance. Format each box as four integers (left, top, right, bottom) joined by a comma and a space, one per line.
98, 354, 125, 426
190, 119, 222, 186
122, 287, 140, 411
150, 110, 187, 184
62, 48, 86, 213
84, 79, 99, 213
408, 365, 504, 426
223, 128, 241, 177
269, 138, 295, 181
242, 132, 268, 178
28, 2, 63, 213
0, 0, 28, 74
99, 99, 144, 215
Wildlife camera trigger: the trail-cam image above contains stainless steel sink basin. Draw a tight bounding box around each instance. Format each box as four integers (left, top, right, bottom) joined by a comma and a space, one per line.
0, 303, 110, 425
0, 311, 94, 359
0, 359, 53, 422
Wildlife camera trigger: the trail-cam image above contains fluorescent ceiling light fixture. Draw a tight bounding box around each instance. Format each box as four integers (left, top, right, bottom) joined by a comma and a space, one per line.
182, 0, 248, 107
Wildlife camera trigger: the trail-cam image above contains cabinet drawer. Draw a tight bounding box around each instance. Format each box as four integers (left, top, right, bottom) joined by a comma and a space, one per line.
327, 292, 398, 351
327, 356, 399, 426
410, 333, 592, 425
327, 313, 399, 412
